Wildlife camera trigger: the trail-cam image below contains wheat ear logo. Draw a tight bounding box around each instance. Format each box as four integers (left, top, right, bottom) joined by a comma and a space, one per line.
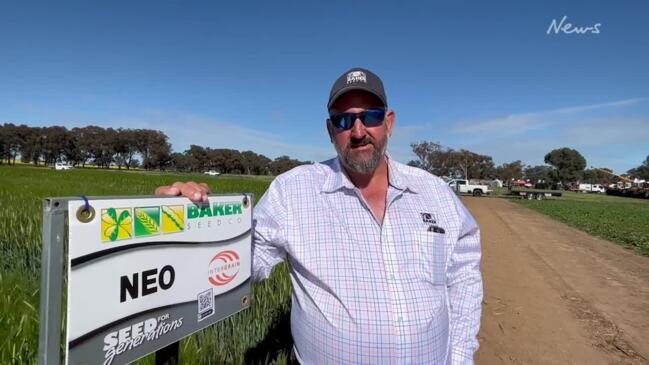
101, 208, 133, 242
161, 205, 184, 234
134, 206, 161, 237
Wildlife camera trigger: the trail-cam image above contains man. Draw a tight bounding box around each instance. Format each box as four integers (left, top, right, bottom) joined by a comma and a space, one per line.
156, 68, 482, 364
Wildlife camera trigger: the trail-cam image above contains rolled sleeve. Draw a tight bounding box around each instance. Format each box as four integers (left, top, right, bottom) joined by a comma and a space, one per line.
252, 179, 288, 282
446, 193, 483, 365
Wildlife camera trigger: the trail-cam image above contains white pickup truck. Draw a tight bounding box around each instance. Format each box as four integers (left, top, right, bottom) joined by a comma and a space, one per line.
447, 179, 491, 197
53, 162, 73, 170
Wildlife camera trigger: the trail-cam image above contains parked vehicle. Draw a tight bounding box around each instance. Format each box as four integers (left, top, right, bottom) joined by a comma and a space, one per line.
599, 171, 649, 199
593, 184, 606, 193
447, 179, 491, 197
512, 179, 533, 188
578, 183, 606, 193
204, 170, 220, 176
53, 163, 73, 170
510, 188, 562, 200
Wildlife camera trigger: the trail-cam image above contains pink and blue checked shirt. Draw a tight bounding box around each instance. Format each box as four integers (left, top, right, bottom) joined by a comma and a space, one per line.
252, 155, 483, 364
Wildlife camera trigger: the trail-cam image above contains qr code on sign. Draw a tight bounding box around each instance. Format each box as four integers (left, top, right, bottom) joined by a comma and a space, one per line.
197, 288, 214, 322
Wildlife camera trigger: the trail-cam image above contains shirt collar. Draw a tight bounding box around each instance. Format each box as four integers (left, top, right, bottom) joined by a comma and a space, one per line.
321, 153, 418, 194
321, 157, 355, 193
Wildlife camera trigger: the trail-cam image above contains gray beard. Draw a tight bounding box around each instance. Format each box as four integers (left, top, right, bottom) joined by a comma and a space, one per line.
335, 137, 388, 174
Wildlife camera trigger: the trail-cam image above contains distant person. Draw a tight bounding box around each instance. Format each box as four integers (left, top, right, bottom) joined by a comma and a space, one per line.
156, 68, 483, 364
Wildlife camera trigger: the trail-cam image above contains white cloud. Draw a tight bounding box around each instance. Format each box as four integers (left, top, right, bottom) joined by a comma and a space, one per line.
455, 116, 649, 174
554, 98, 647, 114
389, 98, 649, 174
562, 117, 649, 146
451, 97, 647, 135
120, 110, 335, 162
452, 112, 543, 135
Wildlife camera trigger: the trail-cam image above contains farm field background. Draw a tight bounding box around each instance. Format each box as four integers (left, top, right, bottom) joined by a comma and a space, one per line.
2, 165, 649, 364
512, 191, 649, 256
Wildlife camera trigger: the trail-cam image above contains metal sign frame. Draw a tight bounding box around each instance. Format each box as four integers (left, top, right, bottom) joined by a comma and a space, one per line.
39, 198, 66, 365
38, 194, 253, 365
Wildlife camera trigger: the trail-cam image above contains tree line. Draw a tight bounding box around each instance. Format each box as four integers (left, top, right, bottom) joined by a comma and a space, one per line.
171, 145, 309, 176
0, 123, 310, 175
408, 141, 649, 184
2, 123, 647, 180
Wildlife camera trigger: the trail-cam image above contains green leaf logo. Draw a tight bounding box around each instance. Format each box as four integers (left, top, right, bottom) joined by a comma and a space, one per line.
101, 208, 133, 242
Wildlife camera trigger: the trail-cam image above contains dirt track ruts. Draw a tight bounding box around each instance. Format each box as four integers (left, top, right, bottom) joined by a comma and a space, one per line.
465, 197, 649, 365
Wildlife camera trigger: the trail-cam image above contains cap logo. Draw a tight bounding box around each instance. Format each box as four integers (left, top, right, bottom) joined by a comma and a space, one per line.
346, 71, 366, 84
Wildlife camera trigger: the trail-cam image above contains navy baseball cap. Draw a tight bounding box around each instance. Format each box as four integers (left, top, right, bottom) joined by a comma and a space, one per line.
327, 67, 388, 110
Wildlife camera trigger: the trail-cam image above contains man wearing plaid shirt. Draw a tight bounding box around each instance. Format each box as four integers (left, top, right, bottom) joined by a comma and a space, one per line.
156, 68, 482, 364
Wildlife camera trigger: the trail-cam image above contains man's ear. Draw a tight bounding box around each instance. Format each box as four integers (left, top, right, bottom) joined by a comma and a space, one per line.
386, 110, 395, 137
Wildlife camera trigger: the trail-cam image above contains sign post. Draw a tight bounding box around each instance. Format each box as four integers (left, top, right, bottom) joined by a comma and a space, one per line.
39, 194, 253, 365
38, 198, 66, 365
155, 342, 179, 365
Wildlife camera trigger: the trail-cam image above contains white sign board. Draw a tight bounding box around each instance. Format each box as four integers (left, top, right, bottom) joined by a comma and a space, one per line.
65, 195, 252, 365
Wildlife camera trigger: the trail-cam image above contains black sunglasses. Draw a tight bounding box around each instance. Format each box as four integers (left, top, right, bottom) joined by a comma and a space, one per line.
329, 108, 386, 131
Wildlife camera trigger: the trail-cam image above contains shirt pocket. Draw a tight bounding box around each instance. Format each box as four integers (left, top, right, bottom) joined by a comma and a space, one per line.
415, 231, 447, 286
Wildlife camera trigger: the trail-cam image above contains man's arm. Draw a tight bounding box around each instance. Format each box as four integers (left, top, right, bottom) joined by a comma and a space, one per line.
447, 194, 483, 365
251, 178, 288, 281
155, 179, 287, 281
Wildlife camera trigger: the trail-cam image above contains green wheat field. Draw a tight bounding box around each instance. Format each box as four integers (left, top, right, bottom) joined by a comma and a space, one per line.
0, 165, 291, 365
514, 191, 649, 256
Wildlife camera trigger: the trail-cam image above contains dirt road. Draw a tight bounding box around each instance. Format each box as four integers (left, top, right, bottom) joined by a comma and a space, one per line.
465, 197, 649, 365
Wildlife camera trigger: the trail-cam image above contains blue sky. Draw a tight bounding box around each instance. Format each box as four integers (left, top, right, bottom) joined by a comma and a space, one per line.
1, 1, 647, 174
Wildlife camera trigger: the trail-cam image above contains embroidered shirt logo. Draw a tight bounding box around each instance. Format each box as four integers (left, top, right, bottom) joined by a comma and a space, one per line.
421, 212, 436, 224
346, 71, 366, 84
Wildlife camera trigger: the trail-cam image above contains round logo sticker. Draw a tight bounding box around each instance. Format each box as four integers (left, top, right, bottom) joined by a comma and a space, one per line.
208, 250, 240, 286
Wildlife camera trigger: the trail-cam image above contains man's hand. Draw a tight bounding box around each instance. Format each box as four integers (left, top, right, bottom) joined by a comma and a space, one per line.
155, 181, 211, 203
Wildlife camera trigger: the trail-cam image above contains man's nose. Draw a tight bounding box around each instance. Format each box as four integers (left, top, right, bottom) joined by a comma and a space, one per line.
349, 117, 366, 138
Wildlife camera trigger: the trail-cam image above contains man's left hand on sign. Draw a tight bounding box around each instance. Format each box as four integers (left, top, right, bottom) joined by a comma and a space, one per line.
155, 181, 210, 203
